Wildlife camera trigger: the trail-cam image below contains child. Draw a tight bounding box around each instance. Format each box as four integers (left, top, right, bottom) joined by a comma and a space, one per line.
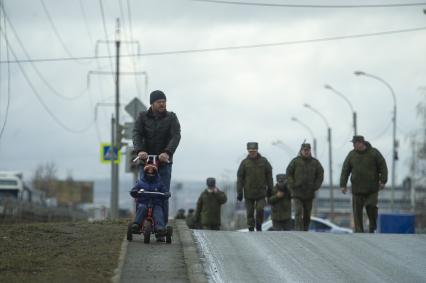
130, 163, 170, 241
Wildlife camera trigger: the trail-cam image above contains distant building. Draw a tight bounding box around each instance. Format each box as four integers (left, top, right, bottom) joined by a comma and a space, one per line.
39, 179, 94, 207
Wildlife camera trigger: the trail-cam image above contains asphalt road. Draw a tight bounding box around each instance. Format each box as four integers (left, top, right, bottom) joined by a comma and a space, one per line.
194, 230, 426, 283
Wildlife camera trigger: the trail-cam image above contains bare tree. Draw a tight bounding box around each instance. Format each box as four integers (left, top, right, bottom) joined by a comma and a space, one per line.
31, 162, 58, 197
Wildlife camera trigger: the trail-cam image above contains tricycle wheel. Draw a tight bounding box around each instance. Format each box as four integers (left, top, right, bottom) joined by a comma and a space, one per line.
127, 222, 133, 241
166, 226, 173, 244
143, 221, 151, 244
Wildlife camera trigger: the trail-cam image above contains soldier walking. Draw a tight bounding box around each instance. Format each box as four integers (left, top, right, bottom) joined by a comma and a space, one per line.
340, 135, 388, 233
237, 142, 273, 232
268, 174, 292, 231
286, 143, 324, 231
195, 177, 227, 230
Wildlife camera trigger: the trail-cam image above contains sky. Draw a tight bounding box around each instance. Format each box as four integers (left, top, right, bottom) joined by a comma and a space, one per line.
0, 0, 425, 187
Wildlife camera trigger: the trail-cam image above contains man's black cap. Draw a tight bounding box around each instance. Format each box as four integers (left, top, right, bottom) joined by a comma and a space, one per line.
150, 90, 167, 104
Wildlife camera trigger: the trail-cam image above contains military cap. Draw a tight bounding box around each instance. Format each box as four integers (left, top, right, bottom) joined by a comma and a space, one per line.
276, 174, 287, 181
300, 143, 311, 150
247, 142, 258, 150
206, 177, 216, 187
351, 135, 365, 143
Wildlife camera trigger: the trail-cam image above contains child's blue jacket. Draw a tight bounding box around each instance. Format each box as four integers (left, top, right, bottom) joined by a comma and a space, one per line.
130, 175, 168, 206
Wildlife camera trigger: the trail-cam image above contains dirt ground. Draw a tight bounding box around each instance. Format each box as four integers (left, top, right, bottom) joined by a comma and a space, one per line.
0, 220, 126, 283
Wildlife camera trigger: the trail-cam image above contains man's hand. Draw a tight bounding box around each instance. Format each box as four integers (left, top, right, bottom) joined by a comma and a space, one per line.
138, 151, 148, 160
379, 182, 385, 190
276, 191, 284, 198
159, 152, 170, 163
237, 194, 243, 202
341, 187, 348, 194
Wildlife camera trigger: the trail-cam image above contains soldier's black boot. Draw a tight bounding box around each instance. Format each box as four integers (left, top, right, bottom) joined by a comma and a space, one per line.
248, 227, 255, 232
256, 224, 262, 232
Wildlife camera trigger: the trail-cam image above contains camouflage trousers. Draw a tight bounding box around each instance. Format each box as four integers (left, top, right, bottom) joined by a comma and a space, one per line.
293, 198, 313, 231
272, 219, 292, 231
245, 198, 266, 230
352, 192, 378, 233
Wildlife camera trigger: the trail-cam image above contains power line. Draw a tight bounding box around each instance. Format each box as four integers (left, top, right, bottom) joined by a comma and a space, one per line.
1, 25, 425, 64
98, 0, 115, 76
0, 25, 95, 133
39, 0, 91, 65
193, 0, 426, 8
0, 0, 10, 141
2, 5, 89, 101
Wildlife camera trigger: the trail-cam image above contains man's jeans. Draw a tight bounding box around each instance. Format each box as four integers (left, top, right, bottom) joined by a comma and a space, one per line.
139, 163, 172, 225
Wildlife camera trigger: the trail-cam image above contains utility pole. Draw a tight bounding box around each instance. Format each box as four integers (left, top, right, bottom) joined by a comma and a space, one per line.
88, 18, 147, 220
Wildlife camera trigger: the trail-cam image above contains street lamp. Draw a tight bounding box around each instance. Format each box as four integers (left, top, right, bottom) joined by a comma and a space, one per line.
354, 71, 397, 211
291, 116, 317, 157
272, 140, 295, 156
303, 103, 334, 218
324, 84, 358, 135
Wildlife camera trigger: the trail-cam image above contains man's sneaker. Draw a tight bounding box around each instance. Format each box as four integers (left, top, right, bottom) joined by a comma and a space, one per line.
256, 225, 262, 232
132, 223, 139, 233
248, 227, 255, 232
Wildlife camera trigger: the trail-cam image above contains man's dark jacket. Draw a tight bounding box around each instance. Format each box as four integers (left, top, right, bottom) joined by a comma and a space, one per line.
237, 154, 273, 200
132, 107, 181, 161
340, 141, 388, 195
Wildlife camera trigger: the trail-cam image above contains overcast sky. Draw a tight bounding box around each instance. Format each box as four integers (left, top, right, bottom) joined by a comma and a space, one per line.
0, 0, 425, 187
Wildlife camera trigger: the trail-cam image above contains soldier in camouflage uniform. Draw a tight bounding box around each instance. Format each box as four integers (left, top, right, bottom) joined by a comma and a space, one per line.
237, 142, 273, 232
268, 174, 292, 231
195, 177, 227, 230
286, 143, 324, 231
340, 135, 388, 233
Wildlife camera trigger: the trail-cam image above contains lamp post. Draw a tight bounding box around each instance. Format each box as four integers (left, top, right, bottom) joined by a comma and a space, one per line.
324, 84, 357, 136
303, 104, 334, 218
354, 71, 397, 211
291, 116, 317, 157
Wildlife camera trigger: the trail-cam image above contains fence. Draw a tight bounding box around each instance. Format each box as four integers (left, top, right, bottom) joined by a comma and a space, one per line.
0, 197, 88, 223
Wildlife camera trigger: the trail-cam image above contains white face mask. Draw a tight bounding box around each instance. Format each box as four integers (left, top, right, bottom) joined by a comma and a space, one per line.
207, 188, 214, 193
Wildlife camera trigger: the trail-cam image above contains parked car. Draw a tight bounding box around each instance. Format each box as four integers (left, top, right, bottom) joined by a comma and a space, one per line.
238, 216, 352, 233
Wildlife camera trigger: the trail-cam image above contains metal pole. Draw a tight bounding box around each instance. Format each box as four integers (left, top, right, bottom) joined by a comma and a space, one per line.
110, 116, 117, 219
328, 128, 334, 218
313, 138, 317, 158
353, 112, 357, 136
112, 19, 121, 220
392, 105, 396, 210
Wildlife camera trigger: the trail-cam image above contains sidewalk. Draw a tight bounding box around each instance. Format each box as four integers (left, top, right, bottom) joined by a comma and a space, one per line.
117, 220, 208, 283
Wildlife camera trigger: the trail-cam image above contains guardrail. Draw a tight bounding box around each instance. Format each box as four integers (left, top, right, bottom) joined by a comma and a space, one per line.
0, 197, 88, 223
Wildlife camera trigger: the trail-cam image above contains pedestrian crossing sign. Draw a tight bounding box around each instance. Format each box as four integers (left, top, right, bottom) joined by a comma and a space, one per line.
100, 143, 121, 164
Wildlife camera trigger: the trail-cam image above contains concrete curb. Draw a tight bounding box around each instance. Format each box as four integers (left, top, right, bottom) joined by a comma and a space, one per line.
176, 220, 209, 283
111, 235, 128, 283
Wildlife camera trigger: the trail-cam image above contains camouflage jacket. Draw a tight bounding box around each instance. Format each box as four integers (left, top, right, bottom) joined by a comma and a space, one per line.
340, 142, 388, 195
268, 183, 291, 221
237, 154, 273, 200
195, 189, 227, 226
286, 155, 324, 200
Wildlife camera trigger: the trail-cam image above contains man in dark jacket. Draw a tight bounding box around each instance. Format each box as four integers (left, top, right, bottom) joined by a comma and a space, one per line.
340, 135, 388, 233
286, 143, 324, 231
195, 177, 227, 230
237, 142, 273, 231
185, 208, 197, 229
133, 90, 181, 226
268, 174, 292, 231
